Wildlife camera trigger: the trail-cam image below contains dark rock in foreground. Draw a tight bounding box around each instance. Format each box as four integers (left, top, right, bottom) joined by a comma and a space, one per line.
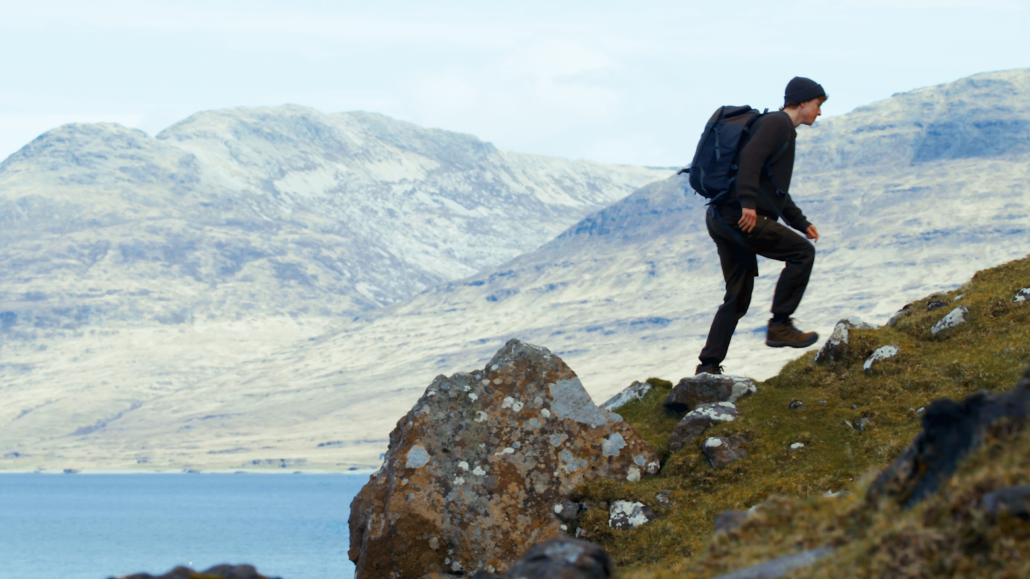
501, 537, 614, 579
668, 402, 738, 451
868, 365, 1030, 508
348, 339, 658, 578
112, 564, 279, 579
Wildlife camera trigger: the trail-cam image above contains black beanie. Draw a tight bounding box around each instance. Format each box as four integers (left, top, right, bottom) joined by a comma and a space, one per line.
784, 77, 826, 107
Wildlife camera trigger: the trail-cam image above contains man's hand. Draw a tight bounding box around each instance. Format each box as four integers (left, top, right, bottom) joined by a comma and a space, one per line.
805, 224, 819, 243
738, 208, 757, 233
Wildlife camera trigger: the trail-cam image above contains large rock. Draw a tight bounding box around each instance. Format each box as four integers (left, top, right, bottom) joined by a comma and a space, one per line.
1014, 288, 1030, 303
501, 537, 614, 579
668, 402, 738, 451
348, 339, 658, 578
868, 365, 1030, 508
663, 375, 756, 413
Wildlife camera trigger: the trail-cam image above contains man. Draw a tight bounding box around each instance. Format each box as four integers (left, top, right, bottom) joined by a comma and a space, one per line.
696, 77, 827, 375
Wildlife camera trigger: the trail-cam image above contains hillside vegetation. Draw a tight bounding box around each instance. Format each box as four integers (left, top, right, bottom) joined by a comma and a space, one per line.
576, 255, 1030, 577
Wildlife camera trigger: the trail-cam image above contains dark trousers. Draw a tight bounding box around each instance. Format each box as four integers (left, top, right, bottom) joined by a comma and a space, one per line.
699, 207, 815, 364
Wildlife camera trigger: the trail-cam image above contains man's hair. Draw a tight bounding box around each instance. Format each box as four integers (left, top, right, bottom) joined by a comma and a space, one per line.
780, 95, 828, 112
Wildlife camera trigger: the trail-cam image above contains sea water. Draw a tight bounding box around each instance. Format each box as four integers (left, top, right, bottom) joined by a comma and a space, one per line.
0, 473, 369, 579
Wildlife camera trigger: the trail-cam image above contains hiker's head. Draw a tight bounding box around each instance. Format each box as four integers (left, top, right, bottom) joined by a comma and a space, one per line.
781, 76, 827, 126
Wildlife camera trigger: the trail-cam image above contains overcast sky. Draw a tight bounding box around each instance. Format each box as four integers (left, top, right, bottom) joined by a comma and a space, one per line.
1, 0, 1027, 166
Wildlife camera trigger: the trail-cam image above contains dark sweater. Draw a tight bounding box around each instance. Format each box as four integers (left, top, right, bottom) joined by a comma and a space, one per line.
719, 111, 811, 232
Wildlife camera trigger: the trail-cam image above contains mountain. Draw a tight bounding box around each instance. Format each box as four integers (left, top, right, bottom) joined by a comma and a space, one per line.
0, 106, 668, 329
3, 69, 1029, 471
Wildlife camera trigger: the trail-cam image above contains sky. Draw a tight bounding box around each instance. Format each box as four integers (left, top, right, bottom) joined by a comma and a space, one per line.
0, 0, 1027, 167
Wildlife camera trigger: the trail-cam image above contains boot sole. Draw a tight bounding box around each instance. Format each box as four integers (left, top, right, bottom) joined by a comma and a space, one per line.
766, 334, 819, 348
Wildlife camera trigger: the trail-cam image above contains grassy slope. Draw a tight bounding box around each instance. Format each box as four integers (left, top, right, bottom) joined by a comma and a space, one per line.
573, 255, 1030, 578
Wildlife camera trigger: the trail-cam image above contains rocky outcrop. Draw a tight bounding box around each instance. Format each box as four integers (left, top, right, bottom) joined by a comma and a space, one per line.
931, 305, 970, 335
348, 339, 658, 578
863, 345, 900, 372
868, 365, 1030, 508
668, 402, 738, 451
703, 436, 749, 470
663, 375, 756, 413
500, 537, 614, 579
600, 380, 652, 411
111, 564, 278, 579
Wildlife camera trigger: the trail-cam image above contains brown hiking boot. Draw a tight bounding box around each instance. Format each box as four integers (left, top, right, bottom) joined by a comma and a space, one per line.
766, 318, 819, 348
695, 363, 724, 375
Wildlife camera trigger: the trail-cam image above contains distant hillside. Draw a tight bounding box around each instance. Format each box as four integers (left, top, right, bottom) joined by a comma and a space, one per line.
2, 70, 1029, 472
0, 106, 668, 331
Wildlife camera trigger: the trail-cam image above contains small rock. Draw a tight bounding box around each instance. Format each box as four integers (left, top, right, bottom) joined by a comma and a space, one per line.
668, 402, 738, 451
574, 527, 591, 539
555, 499, 584, 524
854, 417, 873, 432
788, 399, 804, 410
663, 375, 756, 413
814, 321, 849, 363
608, 500, 656, 530
863, 345, 900, 372
916, 407, 925, 414
502, 537, 614, 579
713, 510, 748, 534
1014, 288, 1030, 303
927, 300, 947, 311
703, 436, 749, 470
817, 400, 827, 406
655, 490, 672, 507
600, 380, 652, 412
983, 485, 1030, 521
789, 442, 805, 450
931, 305, 970, 335
954, 294, 964, 302
824, 490, 851, 498
887, 303, 913, 327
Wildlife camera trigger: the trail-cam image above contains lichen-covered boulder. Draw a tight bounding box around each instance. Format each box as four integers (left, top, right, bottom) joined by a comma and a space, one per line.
608, 500, 656, 530
1014, 288, 1030, 303
703, 436, 749, 470
668, 402, 738, 451
863, 345, 900, 372
663, 375, 756, 413
600, 380, 652, 411
931, 305, 970, 335
348, 339, 658, 578
502, 537, 614, 579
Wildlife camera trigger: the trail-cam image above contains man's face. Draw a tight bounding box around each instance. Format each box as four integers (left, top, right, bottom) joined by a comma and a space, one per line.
798, 98, 823, 126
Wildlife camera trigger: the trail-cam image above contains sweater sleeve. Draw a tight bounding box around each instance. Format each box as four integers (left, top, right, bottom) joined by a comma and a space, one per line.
735, 115, 792, 211
781, 193, 811, 232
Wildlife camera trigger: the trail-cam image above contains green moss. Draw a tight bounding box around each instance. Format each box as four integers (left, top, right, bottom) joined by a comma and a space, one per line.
577, 255, 1030, 577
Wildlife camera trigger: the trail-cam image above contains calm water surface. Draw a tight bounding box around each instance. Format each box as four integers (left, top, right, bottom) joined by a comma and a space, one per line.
0, 474, 369, 579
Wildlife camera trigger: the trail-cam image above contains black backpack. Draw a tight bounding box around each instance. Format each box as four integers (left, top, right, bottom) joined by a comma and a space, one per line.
680, 106, 784, 206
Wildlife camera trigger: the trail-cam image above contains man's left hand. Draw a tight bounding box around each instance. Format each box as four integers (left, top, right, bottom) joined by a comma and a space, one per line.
805, 225, 819, 243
